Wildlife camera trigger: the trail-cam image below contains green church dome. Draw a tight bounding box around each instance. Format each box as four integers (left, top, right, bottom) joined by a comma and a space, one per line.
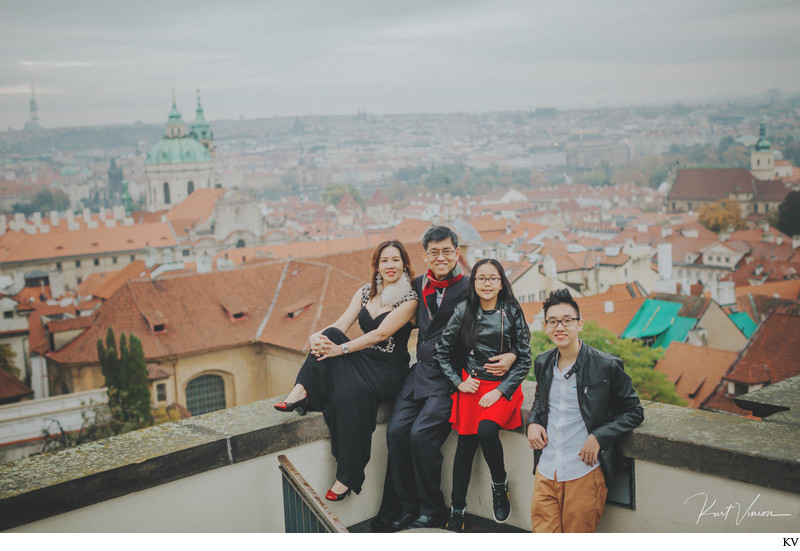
144, 137, 211, 165
755, 121, 771, 152
145, 96, 212, 165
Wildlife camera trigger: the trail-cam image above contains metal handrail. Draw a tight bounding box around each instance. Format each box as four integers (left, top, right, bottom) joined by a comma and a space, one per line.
278, 454, 349, 533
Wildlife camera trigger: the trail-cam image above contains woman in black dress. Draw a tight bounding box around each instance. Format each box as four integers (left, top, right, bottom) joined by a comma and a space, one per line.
274, 240, 418, 501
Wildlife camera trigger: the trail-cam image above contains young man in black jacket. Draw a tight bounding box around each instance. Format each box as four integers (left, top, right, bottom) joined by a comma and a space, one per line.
527, 288, 643, 532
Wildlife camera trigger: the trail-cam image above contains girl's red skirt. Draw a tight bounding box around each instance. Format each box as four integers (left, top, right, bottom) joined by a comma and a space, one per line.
449, 369, 523, 435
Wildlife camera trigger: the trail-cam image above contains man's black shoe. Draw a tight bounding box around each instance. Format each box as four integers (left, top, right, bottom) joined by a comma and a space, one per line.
388, 512, 417, 531
407, 511, 447, 529
491, 477, 511, 524
445, 506, 466, 533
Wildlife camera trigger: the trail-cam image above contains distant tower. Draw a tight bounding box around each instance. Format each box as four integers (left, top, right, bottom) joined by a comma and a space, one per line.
108, 158, 124, 199
25, 79, 40, 130
750, 121, 774, 181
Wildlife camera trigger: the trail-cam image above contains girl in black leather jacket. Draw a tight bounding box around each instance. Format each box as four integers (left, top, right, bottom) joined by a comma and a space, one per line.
433, 258, 531, 531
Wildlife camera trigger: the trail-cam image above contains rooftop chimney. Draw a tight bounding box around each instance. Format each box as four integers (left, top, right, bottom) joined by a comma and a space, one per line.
604, 301, 614, 313
50, 210, 59, 226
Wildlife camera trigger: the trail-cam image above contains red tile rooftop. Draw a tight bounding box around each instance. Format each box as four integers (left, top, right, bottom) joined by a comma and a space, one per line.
654, 342, 737, 409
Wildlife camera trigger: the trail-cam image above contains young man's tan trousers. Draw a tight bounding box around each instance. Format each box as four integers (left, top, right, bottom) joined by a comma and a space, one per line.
530, 467, 608, 533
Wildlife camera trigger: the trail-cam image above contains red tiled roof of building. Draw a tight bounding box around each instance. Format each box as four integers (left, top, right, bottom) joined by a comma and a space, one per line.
0, 223, 177, 264
166, 188, 227, 231
728, 227, 788, 244
734, 280, 800, 301
654, 342, 737, 409
722, 313, 800, 385
76, 260, 152, 300
336, 192, 361, 211
0, 369, 33, 402
367, 188, 390, 207
668, 168, 756, 201
754, 180, 791, 201
46, 316, 95, 333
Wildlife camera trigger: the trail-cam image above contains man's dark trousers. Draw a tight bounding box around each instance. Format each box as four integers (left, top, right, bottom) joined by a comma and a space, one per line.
386, 393, 453, 516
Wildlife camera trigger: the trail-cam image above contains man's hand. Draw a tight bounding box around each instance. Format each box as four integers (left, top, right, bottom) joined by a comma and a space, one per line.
484, 352, 517, 376
479, 389, 502, 408
527, 423, 548, 449
457, 376, 480, 394
578, 434, 600, 466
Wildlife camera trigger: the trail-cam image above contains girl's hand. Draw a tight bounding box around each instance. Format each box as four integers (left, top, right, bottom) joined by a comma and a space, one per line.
479, 389, 502, 408
457, 376, 479, 394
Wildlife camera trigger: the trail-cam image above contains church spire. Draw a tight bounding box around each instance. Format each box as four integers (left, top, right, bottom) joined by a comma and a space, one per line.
25, 78, 40, 130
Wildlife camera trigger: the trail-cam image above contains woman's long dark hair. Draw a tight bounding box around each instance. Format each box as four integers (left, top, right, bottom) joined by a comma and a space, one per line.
369, 240, 414, 300
460, 258, 521, 348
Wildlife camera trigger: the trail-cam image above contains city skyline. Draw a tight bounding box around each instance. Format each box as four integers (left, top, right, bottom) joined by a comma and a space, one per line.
1, 0, 800, 129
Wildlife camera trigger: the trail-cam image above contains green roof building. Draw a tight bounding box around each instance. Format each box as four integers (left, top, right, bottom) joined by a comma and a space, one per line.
622, 299, 697, 349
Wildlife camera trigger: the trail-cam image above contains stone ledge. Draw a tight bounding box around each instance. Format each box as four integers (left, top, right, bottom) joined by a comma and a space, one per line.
734, 375, 799, 423
1, 380, 798, 531
624, 401, 800, 494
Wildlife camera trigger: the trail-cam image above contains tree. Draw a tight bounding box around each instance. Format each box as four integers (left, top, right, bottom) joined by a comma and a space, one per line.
12, 188, 70, 215
527, 321, 685, 406
0, 344, 21, 382
698, 199, 746, 233
775, 190, 800, 237
96, 327, 153, 428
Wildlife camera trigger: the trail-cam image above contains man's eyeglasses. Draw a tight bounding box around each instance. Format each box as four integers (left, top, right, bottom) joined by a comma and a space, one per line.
475, 276, 501, 285
426, 248, 456, 259
544, 317, 580, 329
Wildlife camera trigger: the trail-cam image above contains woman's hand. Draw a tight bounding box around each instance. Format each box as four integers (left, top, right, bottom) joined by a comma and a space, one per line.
316, 339, 343, 361
479, 389, 502, 408
457, 376, 479, 394
309, 333, 325, 356
312, 335, 336, 359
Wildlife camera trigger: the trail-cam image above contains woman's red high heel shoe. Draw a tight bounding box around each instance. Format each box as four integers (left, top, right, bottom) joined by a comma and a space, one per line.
325, 487, 351, 501
273, 396, 308, 415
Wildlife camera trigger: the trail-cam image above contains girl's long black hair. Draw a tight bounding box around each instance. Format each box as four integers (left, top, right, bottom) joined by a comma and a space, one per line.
460, 258, 522, 348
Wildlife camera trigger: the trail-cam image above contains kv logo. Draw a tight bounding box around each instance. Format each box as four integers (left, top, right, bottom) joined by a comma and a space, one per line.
784, 538, 799, 547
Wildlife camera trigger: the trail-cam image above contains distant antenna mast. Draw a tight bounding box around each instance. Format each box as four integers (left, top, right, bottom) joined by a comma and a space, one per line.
29, 78, 39, 127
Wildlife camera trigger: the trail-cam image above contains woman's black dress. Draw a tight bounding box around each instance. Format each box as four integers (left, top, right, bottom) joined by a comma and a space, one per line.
294, 284, 416, 493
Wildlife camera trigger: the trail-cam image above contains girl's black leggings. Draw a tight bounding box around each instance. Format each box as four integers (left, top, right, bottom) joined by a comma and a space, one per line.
451, 420, 506, 509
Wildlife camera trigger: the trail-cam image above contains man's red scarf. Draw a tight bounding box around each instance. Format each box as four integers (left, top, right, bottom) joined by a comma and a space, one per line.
422, 267, 463, 318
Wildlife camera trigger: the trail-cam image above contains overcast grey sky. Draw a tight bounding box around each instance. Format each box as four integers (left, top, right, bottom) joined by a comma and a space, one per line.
1, 0, 799, 129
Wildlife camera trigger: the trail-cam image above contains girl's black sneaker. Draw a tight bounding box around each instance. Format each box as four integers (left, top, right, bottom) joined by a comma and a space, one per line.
491, 478, 511, 523
446, 506, 466, 533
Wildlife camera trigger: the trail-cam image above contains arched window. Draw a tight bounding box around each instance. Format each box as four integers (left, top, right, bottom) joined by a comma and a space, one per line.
188, 181, 194, 195
186, 374, 226, 416
236, 239, 245, 248
164, 182, 171, 205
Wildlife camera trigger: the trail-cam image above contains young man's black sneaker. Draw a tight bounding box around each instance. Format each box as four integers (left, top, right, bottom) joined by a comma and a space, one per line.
491, 478, 511, 523
446, 506, 466, 533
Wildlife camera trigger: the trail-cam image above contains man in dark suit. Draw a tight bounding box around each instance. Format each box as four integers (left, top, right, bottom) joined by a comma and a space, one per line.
380, 226, 517, 530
